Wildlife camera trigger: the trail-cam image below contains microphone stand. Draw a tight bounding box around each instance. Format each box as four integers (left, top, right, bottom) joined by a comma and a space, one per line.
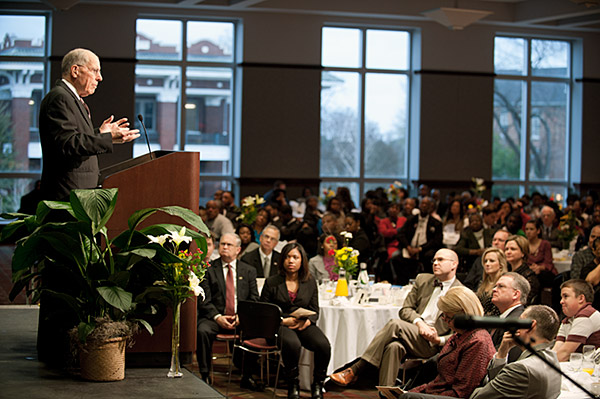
509, 331, 598, 399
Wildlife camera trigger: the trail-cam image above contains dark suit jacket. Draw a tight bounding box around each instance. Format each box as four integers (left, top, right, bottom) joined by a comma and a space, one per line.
241, 248, 281, 278
260, 273, 320, 324
455, 228, 495, 257
39, 80, 113, 200
197, 258, 259, 321
491, 304, 525, 363
398, 214, 443, 260
399, 273, 463, 339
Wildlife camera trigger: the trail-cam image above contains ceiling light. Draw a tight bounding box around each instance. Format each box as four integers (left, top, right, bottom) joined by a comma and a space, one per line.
421, 7, 493, 30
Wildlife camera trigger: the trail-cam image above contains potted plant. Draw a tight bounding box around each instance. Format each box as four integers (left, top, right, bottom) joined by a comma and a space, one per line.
1, 188, 209, 380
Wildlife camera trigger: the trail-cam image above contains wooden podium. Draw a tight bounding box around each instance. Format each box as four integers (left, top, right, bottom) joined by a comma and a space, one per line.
101, 151, 200, 366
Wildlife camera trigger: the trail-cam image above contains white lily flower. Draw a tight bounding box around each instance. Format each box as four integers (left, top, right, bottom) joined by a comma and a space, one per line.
189, 271, 202, 296
242, 196, 253, 207
341, 231, 353, 239
351, 250, 359, 258
148, 234, 168, 246
170, 226, 192, 246
255, 195, 265, 205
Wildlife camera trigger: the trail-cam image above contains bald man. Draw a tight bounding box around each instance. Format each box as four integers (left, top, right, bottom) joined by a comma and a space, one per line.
331, 249, 463, 387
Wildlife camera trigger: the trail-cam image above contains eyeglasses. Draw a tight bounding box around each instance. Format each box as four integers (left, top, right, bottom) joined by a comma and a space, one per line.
493, 282, 516, 291
431, 257, 453, 264
77, 64, 101, 76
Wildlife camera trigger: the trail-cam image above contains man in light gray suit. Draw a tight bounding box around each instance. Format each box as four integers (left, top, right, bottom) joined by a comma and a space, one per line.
331, 248, 463, 387
470, 305, 561, 399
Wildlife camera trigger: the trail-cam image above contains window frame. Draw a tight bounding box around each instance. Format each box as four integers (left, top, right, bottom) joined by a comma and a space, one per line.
319, 26, 413, 201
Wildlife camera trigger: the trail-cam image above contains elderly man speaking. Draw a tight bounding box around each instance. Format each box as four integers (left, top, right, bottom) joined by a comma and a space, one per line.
39, 48, 140, 201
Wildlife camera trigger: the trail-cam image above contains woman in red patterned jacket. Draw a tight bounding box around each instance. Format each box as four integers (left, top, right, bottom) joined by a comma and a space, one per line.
400, 286, 496, 399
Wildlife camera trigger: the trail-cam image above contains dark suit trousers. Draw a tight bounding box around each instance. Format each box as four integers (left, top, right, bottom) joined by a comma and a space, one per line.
280, 324, 331, 381
197, 319, 259, 377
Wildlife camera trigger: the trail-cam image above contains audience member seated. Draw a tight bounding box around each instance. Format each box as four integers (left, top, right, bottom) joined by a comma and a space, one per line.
205, 199, 235, 242
552, 279, 600, 361
482, 205, 499, 230
504, 235, 539, 305
251, 207, 271, 243
505, 212, 525, 237
196, 233, 260, 387
463, 229, 509, 291
455, 213, 494, 273
290, 186, 314, 218
241, 224, 281, 278
321, 212, 340, 236
221, 190, 241, 226
402, 197, 418, 218
275, 204, 303, 242
476, 248, 509, 316
337, 186, 357, 214
442, 199, 467, 247
329, 249, 462, 387
263, 179, 286, 206
326, 196, 346, 234
397, 196, 443, 277
524, 219, 556, 292
399, 287, 496, 399
490, 272, 530, 362
581, 238, 600, 310
495, 201, 512, 227
571, 225, 600, 279
470, 305, 561, 399
376, 202, 407, 261
344, 212, 372, 266
540, 205, 562, 249
260, 243, 331, 399
308, 234, 339, 281
236, 223, 259, 259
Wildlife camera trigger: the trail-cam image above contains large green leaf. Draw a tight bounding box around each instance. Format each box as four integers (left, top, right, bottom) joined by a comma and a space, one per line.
97, 286, 132, 313
127, 206, 209, 235
70, 189, 118, 236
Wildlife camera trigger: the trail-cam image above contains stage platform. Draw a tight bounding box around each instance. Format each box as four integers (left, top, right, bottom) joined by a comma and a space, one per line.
0, 305, 223, 399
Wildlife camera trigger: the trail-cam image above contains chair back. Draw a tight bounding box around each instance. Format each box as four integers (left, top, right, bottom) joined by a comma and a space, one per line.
237, 301, 282, 340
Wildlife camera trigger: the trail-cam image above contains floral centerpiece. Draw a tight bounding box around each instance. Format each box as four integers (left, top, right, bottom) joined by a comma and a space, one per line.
557, 210, 581, 251
144, 227, 210, 377
471, 177, 486, 198
386, 181, 404, 204
236, 195, 265, 225
332, 231, 359, 278
320, 187, 335, 208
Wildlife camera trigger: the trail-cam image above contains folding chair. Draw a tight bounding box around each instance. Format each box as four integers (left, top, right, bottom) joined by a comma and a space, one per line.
227, 301, 283, 399
211, 332, 238, 382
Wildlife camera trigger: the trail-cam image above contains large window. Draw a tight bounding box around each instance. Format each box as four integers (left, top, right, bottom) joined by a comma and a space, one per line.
0, 13, 48, 214
492, 36, 572, 200
320, 27, 411, 203
135, 19, 236, 205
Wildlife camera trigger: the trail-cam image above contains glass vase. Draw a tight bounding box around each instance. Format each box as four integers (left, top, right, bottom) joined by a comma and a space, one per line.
167, 301, 183, 378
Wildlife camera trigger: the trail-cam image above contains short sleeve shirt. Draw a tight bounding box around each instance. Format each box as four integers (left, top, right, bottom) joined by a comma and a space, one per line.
557, 303, 600, 347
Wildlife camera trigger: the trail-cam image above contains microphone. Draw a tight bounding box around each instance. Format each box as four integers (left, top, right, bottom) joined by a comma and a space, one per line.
453, 315, 533, 331
137, 114, 153, 159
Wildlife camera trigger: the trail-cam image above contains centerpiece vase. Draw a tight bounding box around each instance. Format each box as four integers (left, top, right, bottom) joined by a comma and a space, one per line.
335, 268, 349, 297
167, 301, 183, 378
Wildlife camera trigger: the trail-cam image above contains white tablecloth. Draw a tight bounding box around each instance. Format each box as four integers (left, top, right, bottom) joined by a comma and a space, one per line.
298, 302, 401, 389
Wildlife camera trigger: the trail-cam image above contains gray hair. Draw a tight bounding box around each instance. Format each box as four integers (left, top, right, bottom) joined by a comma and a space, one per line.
61, 48, 96, 77
221, 232, 241, 247
263, 224, 281, 240
503, 272, 531, 305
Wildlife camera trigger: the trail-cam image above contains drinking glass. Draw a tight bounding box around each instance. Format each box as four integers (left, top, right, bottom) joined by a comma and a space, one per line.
583, 345, 595, 360
582, 359, 595, 376
570, 353, 583, 371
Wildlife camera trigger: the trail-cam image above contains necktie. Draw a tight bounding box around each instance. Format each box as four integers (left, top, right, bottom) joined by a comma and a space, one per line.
263, 255, 269, 277
79, 97, 91, 119
225, 264, 235, 315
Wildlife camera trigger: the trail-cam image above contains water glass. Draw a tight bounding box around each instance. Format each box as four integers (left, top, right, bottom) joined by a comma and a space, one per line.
570, 353, 583, 371
583, 345, 595, 360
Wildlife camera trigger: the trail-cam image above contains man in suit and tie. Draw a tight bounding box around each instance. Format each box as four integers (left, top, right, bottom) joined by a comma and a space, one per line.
470, 305, 561, 399
241, 224, 281, 278
39, 48, 139, 201
455, 213, 496, 272
490, 272, 530, 362
540, 205, 561, 249
197, 233, 260, 388
330, 248, 462, 387
396, 197, 443, 282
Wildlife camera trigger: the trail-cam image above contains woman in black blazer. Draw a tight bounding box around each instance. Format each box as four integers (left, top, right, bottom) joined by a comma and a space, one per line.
260, 242, 331, 399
